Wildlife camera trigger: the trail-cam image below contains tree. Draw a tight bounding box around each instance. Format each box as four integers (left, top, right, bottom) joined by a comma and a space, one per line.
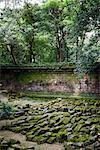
72, 0, 100, 74
0, 0, 99, 73
0, 9, 27, 65
21, 3, 41, 63
43, 0, 72, 62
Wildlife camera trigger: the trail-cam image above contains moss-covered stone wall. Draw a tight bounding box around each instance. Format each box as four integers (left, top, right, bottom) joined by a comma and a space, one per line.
0, 67, 100, 95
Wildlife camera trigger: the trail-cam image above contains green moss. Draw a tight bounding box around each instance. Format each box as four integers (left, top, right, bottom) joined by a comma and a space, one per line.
26, 134, 35, 141
67, 133, 91, 142
74, 124, 84, 132
57, 130, 67, 142
10, 126, 22, 133
94, 125, 100, 131
16, 72, 77, 84
16, 72, 52, 84
26, 131, 33, 136
29, 115, 41, 124
88, 118, 100, 124
50, 126, 61, 133
20, 92, 72, 102
61, 117, 70, 124
75, 106, 84, 112
39, 121, 48, 127
47, 136, 56, 143
80, 127, 89, 133
76, 134, 91, 142
33, 135, 47, 144
4, 95, 100, 145
62, 112, 70, 117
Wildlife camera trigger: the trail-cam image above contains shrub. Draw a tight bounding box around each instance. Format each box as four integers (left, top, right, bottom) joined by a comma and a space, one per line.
0, 102, 13, 119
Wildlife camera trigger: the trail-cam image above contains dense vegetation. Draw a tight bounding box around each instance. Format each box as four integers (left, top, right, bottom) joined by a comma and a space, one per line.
0, 2, 100, 149
0, 0, 100, 74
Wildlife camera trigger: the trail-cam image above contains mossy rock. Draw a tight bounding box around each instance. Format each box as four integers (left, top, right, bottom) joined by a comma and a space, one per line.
8, 139, 20, 145
3, 96, 100, 145
39, 121, 48, 127
63, 112, 70, 117
78, 119, 85, 124
56, 130, 67, 142
68, 133, 90, 142
47, 136, 56, 143
44, 132, 52, 138
95, 125, 100, 131
10, 126, 22, 133
26, 134, 35, 141
33, 135, 47, 144
48, 114, 56, 119
88, 118, 100, 124
48, 120, 55, 127
61, 117, 70, 125
74, 101, 83, 106
53, 116, 61, 123
75, 134, 91, 142
36, 117, 46, 124
74, 124, 84, 132
11, 144, 22, 149
71, 117, 76, 123
80, 116, 88, 121
75, 117, 82, 122
35, 127, 49, 135
26, 130, 33, 136
30, 126, 41, 135
29, 116, 42, 123
80, 127, 90, 133
50, 126, 62, 133
34, 115, 42, 120
54, 120, 63, 127
67, 134, 79, 142
75, 107, 84, 112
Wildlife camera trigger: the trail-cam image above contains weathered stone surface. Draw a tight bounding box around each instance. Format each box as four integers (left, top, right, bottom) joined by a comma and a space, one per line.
12, 144, 21, 149
2, 97, 99, 148
27, 145, 35, 149
14, 110, 25, 117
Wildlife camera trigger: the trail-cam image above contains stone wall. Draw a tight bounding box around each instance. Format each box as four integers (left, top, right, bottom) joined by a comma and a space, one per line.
0, 67, 100, 95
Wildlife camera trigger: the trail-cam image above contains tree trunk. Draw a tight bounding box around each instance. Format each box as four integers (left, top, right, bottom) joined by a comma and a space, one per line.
76, 36, 79, 61
61, 29, 68, 62
65, 43, 69, 62
29, 42, 33, 63
55, 26, 61, 62
6, 44, 17, 65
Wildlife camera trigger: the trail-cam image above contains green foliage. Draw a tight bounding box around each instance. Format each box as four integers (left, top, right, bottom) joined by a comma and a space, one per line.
0, 102, 13, 119
0, 0, 99, 74
0, 9, 28, 64
75, 32, 100, 75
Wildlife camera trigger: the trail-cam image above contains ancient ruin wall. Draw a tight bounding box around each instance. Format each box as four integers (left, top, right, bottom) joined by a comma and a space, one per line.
0, 66, 100, 94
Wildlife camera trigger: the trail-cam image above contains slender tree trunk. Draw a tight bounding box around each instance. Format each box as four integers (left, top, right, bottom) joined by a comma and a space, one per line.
55, 26, 63, 62
65, 42, 69, 62
61, 29, 68, 62
76, 36, 79, 61
6, 44, 17, 65
33, 55, 36, 63
29, 48, 33, 63
55, 25, 61, 62
29, 42, 33, 63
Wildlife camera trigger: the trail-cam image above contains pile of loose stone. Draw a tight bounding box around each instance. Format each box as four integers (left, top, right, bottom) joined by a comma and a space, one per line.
0, 136, 35, 150
1, 98, 100, 149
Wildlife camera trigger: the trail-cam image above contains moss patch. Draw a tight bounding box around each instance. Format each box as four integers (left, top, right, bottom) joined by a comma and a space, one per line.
16, 72, 77, 84
5, 97, 100, 146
